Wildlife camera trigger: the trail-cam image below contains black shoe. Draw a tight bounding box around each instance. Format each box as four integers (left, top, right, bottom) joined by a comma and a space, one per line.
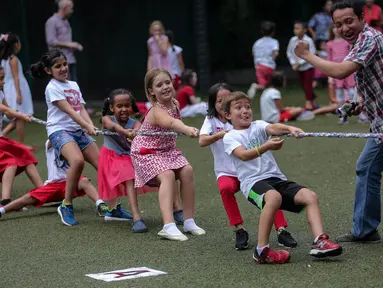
336, 230, 381, 243
235, 228, 249, 250
278, 230, 298, 248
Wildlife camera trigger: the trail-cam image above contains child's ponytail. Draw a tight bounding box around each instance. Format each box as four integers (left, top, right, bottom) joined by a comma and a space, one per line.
30, 49, 66, 79
102, 97, 112, 117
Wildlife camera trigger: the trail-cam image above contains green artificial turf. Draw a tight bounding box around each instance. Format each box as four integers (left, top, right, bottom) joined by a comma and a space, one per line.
1, 87, 381, 288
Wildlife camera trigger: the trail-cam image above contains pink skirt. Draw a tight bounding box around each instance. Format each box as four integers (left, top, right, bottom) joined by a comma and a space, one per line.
98, 146, 136, 200
0, 137, 38, 182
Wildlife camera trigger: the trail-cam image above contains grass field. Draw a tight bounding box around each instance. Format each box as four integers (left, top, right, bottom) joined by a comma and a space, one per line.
1, 87, 381, 288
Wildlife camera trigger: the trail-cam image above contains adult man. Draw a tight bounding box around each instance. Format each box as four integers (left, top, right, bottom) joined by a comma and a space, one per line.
294, 0, 383, 243
45, 0, 83, 81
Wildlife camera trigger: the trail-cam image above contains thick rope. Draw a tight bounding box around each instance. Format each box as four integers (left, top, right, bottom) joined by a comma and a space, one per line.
31, 117, 180, 136
31, 117, 381, 139
286, 132, 383, 139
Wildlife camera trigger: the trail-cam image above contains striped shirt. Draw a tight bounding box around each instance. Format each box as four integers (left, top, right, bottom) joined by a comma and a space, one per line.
344, 25, 383, 137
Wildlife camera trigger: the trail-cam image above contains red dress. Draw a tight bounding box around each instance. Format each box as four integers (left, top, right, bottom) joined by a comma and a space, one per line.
131, 100, 189, 188
0, 137, 38, 181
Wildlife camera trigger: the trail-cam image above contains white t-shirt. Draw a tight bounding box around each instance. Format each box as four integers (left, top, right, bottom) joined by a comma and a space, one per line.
252, 37, 279, 69
200, 116, 237, 179
223, 121, 286, 198
286, 34, 316, 71
44, 140, 68, 184
260, 88, 281, 123
0, 91, 4, 136
168, 45, 183, 77
45, 79, 86, 136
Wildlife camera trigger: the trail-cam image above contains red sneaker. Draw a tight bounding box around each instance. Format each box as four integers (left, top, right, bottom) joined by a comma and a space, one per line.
253, 247, 290, 264
310, 234, 343, 258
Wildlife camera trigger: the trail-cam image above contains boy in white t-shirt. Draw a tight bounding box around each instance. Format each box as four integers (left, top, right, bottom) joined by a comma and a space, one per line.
0, 140, 107, 218
200, 83, 297, 251
222, 91, 342, 264
260, 71, 314, 123
248, 21, 279, 99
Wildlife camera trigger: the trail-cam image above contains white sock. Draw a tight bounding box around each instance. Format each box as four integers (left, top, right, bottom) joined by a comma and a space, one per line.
256, 244, 269, 256
184, 218, 202, 232
163, 222, 183, 236
0, 207, 5, 215
95, 199, 105, 207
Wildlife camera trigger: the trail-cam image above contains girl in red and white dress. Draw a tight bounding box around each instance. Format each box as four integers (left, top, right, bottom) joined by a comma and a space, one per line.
98, 89, 148, 233
0, 66, 43, 207
131, 68, 205, 241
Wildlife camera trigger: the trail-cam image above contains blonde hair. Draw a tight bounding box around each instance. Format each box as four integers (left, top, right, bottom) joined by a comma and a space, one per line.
149, 20, 165, 35
144, 68, 172, 103
222, 91, 251, 114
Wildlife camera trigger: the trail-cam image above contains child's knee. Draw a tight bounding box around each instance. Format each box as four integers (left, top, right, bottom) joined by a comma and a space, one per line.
265, 190, 282, 207
181, 165, 194, 179
78, 177, 90, 189
158, 170, 176, 184
302, 189, 319, 205
70, 157, 85, 169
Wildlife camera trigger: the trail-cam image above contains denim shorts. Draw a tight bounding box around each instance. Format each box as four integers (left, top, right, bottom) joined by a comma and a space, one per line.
49, 129, 95, 168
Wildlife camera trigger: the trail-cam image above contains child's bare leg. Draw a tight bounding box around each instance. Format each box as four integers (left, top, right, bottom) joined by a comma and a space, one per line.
61, 143, 85, 205
78, 177, 99, 202
2, 121, 16, 137
3, 194, 37, 213
107, 198, 118, 210
15, 119, 25, 144
126, 180, 141, 221
156, 170, 176, 224
173, 182, 182, 211
294, 188, 323, 238
175, 165, 195, 220
1, 166, 17, 200
258, 190, 282, 247
289, 107, 305, 119
82, 142, 100, 170
25, 164, 43, 188
313, 103, 339, 115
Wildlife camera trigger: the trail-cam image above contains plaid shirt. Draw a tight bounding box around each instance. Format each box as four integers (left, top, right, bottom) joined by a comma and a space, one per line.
345, 25, 383, 137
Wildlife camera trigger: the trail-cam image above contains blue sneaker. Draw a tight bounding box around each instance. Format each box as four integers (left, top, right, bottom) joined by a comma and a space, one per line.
173, 210, 184, 225
57, 203, 77, 226
104, 204, 133, 221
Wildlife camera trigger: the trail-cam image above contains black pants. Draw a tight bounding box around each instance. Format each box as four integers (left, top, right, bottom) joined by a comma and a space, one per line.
68, 63, 77, 82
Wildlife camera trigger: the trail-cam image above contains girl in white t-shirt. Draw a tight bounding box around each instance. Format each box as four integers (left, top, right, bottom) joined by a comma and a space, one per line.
199, 82, 296, 250
0, 66, 43, 207
30, 49, 99, 227
165, 30, 185, 90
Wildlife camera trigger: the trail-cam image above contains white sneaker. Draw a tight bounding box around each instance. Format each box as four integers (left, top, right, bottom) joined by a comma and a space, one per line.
247, 83, 258, 99
297, 110, 315, 121
184, 227, 206, 236
158, 230, 189, 241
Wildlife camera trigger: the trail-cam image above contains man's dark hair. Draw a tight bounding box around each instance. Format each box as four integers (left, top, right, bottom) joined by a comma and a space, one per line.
330, 1, 364, 20
261, 21, 276, 36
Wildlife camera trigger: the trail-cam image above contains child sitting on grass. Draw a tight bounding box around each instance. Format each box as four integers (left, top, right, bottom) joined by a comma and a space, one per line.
260, 71, 314, 123
0, 140, 106, 218
222, 91, 342, 264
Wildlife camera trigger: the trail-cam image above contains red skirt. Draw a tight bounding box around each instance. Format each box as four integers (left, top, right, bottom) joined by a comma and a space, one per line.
98, 146, 136, 200
0, 137, 38, 182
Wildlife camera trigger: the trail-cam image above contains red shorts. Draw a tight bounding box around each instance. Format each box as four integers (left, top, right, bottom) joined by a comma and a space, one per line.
28, 177, 87, 208
256, 64, 274, 86
279, 110, 292, 122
